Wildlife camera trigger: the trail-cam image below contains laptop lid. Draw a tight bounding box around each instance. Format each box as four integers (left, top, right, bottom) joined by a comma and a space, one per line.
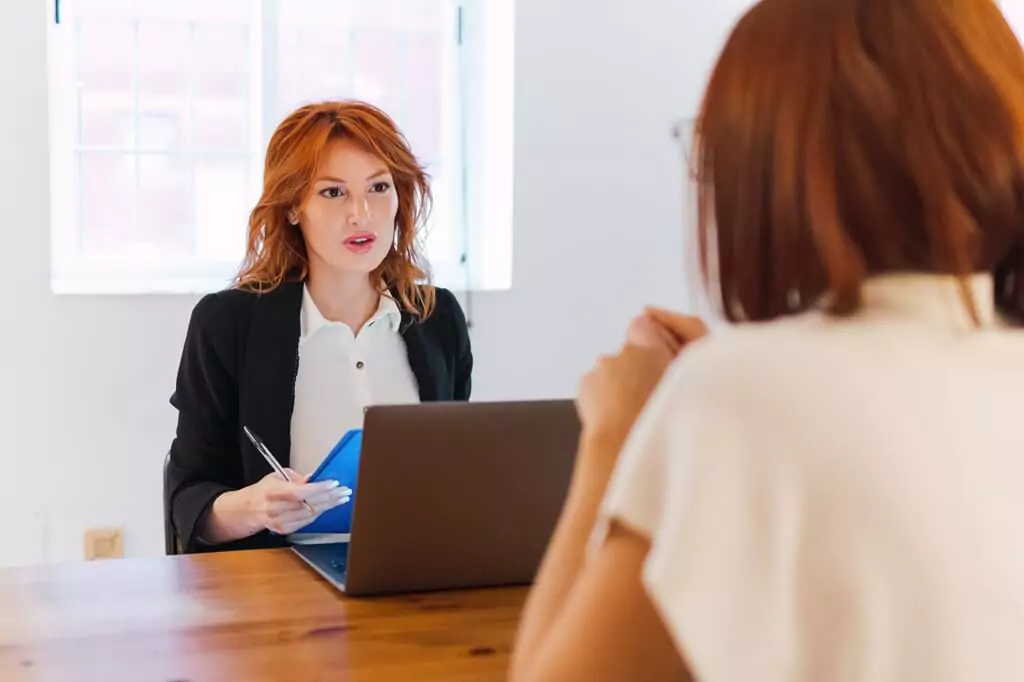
343, 399, 580, 597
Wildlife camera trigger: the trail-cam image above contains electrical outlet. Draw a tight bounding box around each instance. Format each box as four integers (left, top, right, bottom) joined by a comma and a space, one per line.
84, 528, 124, 561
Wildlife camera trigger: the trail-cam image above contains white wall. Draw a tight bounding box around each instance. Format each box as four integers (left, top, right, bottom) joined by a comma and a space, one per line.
0, 0, 751, 567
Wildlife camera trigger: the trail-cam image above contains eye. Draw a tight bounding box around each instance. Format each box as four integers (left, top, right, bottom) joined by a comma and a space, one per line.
319, 186, 345, 199
370, 181, 392, 193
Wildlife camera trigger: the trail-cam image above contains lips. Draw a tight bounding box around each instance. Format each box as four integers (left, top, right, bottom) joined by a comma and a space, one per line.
343, 233, 376, 254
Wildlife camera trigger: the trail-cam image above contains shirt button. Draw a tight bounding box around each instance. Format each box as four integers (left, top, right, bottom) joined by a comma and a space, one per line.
356, 361, 365, 370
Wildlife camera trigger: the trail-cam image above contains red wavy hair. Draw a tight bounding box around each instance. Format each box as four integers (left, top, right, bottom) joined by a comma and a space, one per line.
235, 100, 435, 318
693, 0, 1024, 323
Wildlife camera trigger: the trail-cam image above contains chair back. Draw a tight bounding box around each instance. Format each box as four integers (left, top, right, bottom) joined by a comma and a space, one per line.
163, 452, 180, 555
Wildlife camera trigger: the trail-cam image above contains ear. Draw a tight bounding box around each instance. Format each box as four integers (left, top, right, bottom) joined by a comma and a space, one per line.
288, 209, 299, 226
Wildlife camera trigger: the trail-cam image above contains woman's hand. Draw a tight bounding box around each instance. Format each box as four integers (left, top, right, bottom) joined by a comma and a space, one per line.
202, 471, 351, 543
577, 345, 673, 456
242, 470, 351, 535
576, 309, 707, 475
625, 307, 708, 359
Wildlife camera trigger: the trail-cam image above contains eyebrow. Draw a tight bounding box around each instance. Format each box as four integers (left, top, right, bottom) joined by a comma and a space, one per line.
314, 169, 393, 184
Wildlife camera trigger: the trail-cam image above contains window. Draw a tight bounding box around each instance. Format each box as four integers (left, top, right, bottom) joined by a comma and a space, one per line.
47, 0, 513, 294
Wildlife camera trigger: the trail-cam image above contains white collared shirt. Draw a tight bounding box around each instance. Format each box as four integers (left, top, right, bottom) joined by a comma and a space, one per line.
289, 285, 420, 477
595, 274, 1024, 682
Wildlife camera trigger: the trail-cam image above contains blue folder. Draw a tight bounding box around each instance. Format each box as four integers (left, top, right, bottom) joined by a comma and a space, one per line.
296, 429, 363, 535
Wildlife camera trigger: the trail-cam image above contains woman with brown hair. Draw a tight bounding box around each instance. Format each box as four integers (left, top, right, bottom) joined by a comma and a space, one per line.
511, 0, 1024, 680
166, 101, 471, 553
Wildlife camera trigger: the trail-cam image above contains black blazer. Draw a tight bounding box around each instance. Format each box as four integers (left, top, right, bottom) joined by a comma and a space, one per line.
166, 281, 472, 553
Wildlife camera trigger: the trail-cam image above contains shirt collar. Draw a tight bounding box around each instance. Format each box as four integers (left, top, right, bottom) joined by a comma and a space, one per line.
856, 273, 996, 328
300, 285, 403, 340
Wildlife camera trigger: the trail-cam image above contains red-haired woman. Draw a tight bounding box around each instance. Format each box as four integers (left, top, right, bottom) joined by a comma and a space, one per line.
166, 101, 471, 553
511, 0, 1024, 680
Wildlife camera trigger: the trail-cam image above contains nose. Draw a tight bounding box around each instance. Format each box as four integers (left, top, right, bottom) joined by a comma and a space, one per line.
348, 194, 370, 227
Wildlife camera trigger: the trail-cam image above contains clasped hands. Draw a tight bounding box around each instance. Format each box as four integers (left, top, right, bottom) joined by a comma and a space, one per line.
576, 307, 708, 464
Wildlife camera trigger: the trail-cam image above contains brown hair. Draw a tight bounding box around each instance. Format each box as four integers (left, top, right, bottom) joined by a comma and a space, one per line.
235, 100, 435, 318
693, 0, 1024, 323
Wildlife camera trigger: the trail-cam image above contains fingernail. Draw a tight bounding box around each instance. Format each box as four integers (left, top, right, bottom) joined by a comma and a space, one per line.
325, 480, 340, 489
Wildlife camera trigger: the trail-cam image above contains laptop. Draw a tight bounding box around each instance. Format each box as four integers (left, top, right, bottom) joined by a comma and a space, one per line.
291, 399, 581, 597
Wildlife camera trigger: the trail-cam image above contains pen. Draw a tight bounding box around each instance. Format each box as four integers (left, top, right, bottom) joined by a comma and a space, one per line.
243, 426, 316, 516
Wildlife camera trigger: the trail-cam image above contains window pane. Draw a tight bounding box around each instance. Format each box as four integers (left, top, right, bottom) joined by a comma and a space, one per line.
77, 21, 135, 91
80, 92, 134, 147
194, 23, 250, 101
275, 0, 447, 152
137, 23, 191, 149
425, 165, 465, 288
137, 154, 192, 254
402, 32, 444, 161
355, 0, 405, 31
400, 0, 445, 32
78, 153, 136, 256
423, 165, 456, 254
279, 0, 442, 30
194, 157, 250, 261
137, 100, 189, 150
194, 99, 247, 150
75, 0, 135, 19
138, 22, 190, 96
77, 21, 135, 147
193, 23, 250, 149
277, 27, 355, 116
135, 0, 249, 23
352, 31, 402, 116
279, 0, 358, 29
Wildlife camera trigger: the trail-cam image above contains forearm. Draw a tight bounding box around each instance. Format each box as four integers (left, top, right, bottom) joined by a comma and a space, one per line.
511, 435, 619, 678
198, 488, 263, 545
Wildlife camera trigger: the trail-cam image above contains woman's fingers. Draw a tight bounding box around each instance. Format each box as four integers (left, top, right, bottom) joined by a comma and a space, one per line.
268, 495, 350, 534
643, 308, 709, 345
267, 489, 350, 517
267, 480, 343, 503
626, 314, 679, 356
303, 488, 352, 510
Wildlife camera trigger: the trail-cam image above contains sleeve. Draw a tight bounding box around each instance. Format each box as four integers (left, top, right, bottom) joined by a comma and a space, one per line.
166, 293, 242, 553
593, 354, 805, 682
441, 288, 473, 401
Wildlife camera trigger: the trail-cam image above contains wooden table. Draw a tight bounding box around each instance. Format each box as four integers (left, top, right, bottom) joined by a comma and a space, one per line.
0, 549, 527, 682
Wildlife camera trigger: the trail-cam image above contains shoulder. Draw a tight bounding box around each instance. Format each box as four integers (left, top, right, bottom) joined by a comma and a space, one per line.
191, 287, 257, 317
189, 282, 302, 334
605, 317, 844, 682
187, 287, 257, 336
417, 286, 468, 328
606, 316, 838, 532
637, 312, 868, 444
409, 286, 469, 352
430, 286, 464, 317
185, 285, 293, 355
660, 316, 813, 391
